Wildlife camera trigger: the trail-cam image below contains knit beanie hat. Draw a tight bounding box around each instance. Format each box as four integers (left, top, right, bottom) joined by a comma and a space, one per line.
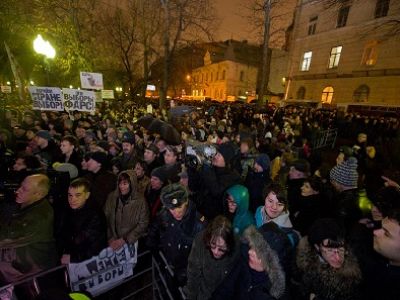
160, 183, 188, 209
330, 156, 358, 188
151, 166, 167, 183
217, 143, 236, 165
89, 151, 108, 166
255, 154, 270, 172
36, 130, 52, 141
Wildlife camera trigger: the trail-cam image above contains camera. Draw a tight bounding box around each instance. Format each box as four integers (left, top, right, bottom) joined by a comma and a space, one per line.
185, 142, 217, 170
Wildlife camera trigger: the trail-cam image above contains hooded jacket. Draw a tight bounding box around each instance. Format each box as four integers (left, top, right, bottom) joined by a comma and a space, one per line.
295, 236, 362, 300
211, 226, 286, 300
226, 185, 255, 235
104, 170, 149, 244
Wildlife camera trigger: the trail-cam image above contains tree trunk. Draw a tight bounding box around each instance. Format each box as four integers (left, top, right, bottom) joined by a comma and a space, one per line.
258, 0, 271, 106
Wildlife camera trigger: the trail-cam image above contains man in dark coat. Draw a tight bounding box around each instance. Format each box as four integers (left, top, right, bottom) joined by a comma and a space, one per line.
189, 142, 241, 220
34, 130, 62, 168
143, 144, 161, 176
0, 174, 57, 284
84, 151, 117, 210
118, 132, 139, 171
146, 183, 205, 286
58, 178, 107, 264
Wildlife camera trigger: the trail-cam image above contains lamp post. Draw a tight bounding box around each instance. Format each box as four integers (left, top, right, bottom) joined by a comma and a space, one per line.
33, 34, 56, 86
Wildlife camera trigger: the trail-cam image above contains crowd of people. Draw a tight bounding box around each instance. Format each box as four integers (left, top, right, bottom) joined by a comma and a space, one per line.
0, 99, 399, 300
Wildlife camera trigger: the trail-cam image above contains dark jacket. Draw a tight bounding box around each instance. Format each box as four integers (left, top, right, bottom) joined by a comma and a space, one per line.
57, 203, 107, 263
36, 140, 62, 168
244, 169, 271, 213
212, 226, 286, 300
60, 150, 83, 175
118, 149, 139, 171
104, 170, 149, 244
0, 198, 57, 283
189, 164, 241, 220
333, 188, 363, 231
84, 168, 117, 210
185, 232, 240, 300
146, 200, 205, 284
292, 194, 323, 236
294, 237, 362, 300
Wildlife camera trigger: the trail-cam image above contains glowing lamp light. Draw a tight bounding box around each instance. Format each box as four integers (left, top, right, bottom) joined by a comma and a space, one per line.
33, 34, 56, 59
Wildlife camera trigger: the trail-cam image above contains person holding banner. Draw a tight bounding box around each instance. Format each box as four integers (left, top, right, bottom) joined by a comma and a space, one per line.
104, 170, 149, 251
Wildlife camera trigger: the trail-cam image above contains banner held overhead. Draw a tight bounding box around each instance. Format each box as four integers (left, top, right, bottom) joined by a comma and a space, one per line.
80, 72, 104, 90
62, 88, 95, 112
28, 86, 63, 111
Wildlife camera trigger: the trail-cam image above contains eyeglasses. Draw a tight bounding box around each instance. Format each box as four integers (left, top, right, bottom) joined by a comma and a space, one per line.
320, 246, 345, 256
209, 243, 228, 254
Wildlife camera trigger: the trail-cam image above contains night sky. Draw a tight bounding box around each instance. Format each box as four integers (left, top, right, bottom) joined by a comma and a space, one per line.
214, 0, 255, 42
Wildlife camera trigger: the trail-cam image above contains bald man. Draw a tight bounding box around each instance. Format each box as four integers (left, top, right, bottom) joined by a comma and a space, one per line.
0, 174, 57, 284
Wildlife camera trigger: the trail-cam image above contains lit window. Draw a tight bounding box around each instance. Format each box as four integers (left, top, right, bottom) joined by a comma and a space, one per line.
337, 6, 350, 28
297, 87, 306, 99
361, 41, 378, 66
321, 86, 334, 103
211, 72, 213, 82
216, 71, 219, 80
375, 0, 390, 18
328, 46, 342, 69
300, 51, 312, 71
222, 70, 226, 80
353, 85, 370, 102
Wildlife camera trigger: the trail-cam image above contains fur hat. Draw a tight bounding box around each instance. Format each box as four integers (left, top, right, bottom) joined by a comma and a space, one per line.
160, 183, 188, 209
255, 154, 270, 172
36, 130, 52, 141
151, 166, 167, 183
330, 156, 358, 188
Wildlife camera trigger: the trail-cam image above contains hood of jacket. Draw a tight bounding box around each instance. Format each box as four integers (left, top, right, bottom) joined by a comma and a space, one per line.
116, 170, 139, 201
243, 226, 286, 299
296, 236, 362, 297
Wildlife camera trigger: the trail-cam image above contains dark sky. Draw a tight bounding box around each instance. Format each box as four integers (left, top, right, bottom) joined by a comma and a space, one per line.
214, 0, 255, 42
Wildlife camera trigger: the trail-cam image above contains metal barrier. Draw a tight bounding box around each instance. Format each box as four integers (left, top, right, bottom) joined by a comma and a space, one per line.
0, 250, 187, 300
312, 128, 338, 150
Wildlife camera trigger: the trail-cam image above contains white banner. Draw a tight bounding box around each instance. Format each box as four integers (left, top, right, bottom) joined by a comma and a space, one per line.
68, 243, 138, 297
62, 88, 95, 112
28, 86, 63, 111
101, 90, 114, 99
80, 72, 104, 90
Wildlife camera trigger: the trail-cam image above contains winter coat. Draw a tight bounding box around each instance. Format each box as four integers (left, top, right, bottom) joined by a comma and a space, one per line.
104, 170, 150, 244
146, 200, 205, 284
333, 188, 363, 231
291, 194, 323, 236
294, 237, 362, 300
185, 231, 240, 300
211, 226, 286, 300
0, 198, 57, 283
60, 150, 83, 175
245, 169, 271, 213
84, 168, 117, 210
118, 149, 139, 171
287, 178, 306, 215
239, 148, 258, 180
58, 203, 107, 262
136, 175, 150, 198
255, 208, 300, 248
35, 140, 62, 168
189, 164, 241, 220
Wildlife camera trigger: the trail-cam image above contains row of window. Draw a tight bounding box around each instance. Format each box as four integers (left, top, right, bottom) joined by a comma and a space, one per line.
296, 84, 370, 103
193, 89, 226, 99
193, 70, 246, 84
300, 42, 378, 71
193, 70, 226, 84
308, 0, 390, 36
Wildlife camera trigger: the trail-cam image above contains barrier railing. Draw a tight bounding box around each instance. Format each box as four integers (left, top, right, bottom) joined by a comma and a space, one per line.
312, 128, 338, 150
0, 250, 187, 300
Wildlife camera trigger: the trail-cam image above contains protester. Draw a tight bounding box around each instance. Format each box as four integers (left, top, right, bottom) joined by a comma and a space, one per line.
146, 183, 205, 286
104, 170, 149, 250
143, 144, 161, 176
145, 166, 168, 219
58, 178, 107, 264
118, 132, 139, 171
294, 218, 362, 300
0, 174, 57, 284
185, 216, 240, 300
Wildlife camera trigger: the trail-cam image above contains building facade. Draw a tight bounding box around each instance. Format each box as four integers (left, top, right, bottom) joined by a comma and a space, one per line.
285, 0, 400, 105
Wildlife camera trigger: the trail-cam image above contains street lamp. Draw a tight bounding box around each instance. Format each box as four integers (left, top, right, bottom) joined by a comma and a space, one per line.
33, 34, 56, 85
